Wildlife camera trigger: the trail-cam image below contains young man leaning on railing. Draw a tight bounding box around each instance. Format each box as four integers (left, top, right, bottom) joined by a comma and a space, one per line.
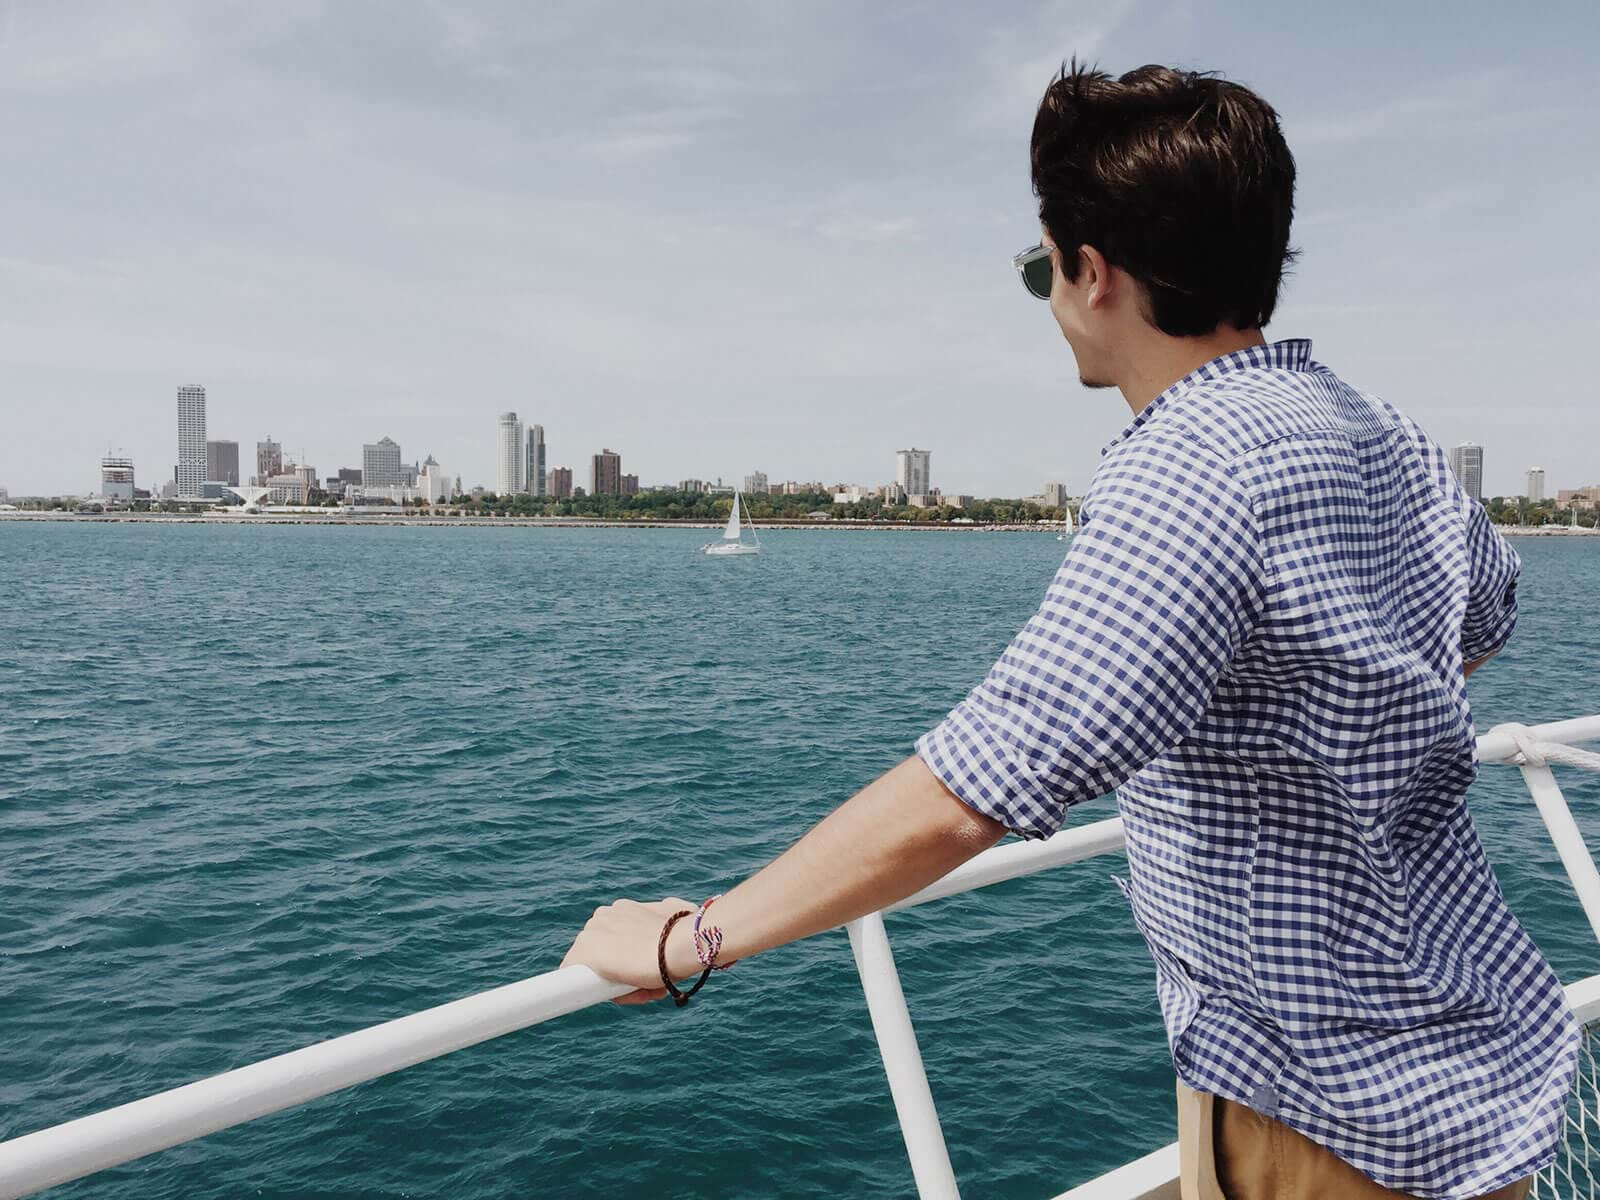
563, 61, 1575, 1200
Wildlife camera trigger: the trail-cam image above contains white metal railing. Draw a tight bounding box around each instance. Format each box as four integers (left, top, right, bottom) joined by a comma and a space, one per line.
2, 716, 1600, 1200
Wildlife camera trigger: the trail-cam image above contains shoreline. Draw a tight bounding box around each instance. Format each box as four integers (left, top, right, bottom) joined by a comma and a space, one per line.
0, 511, 1066, 533
1, 513, 1591, 537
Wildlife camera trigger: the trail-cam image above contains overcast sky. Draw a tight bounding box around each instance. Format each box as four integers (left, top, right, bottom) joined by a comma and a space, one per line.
2, 0, 1596, 498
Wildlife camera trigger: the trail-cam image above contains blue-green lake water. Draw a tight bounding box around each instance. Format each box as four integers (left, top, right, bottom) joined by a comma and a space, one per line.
2, 522, 1598, 1198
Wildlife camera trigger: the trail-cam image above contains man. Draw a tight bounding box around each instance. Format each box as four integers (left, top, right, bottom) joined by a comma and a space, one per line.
563, 62, 1578, 1199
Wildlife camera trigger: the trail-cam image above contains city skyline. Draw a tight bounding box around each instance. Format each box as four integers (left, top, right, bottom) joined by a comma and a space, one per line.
14, 379, 1596, 507
2, 6, 1595, 500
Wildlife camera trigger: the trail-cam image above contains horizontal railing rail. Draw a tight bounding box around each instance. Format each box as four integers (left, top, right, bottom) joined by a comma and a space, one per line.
3, 715, 1599, 1200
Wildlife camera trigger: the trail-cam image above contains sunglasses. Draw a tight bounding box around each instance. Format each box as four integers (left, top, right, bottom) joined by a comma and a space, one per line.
1012, 242, 1056, 300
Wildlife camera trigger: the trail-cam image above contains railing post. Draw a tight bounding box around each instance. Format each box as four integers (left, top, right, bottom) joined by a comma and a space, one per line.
1518, 762, 1600, 945
846, 912, 960, 1200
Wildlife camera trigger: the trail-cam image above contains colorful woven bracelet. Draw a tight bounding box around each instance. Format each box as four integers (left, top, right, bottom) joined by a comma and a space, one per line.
693, 894, 738, 971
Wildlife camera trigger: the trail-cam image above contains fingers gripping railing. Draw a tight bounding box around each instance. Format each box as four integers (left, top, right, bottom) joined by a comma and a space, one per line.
3, 718, 1599, 1200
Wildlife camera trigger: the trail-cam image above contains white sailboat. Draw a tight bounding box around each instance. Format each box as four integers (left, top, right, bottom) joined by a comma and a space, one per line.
703, 490, 761, 556
1057, 502, 1075, 541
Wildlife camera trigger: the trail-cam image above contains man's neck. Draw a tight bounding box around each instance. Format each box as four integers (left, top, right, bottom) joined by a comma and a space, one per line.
1117, 326, 1267, 417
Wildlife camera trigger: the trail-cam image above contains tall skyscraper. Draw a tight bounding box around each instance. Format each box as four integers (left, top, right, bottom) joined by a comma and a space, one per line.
526, 424, 546, 497
549, 466, 573, 499
206, 440, 240, 487
590, 448, 622, 496
1043, 481, 1068, 507
256, 436, 283, 485
896, 447, 932, 497
621, 473, 639, 497
743, 470, 768, 495
1449, 442, 1484, 503
1527, 467, 1546, 502
363, 436, 403, 487
419, 455, 452, 503
100, 455, 135, 502
176, 385, 207, 497
497, 412, 524, 496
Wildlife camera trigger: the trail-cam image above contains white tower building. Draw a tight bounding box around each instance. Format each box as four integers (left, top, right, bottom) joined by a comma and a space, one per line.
1527, 467, 1546, 503
497, 412, 525, 496
176, 385, 207, 498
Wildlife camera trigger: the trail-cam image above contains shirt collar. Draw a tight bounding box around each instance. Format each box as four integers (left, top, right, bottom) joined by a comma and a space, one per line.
1100, 338, 1314, 456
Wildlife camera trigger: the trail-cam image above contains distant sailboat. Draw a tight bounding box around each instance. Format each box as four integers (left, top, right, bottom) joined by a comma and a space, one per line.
1057, 503, 1076, 542
704, 490, 761, 556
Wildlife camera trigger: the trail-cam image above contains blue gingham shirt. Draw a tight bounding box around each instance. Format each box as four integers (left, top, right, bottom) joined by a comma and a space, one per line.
918, 340, 1579, 1198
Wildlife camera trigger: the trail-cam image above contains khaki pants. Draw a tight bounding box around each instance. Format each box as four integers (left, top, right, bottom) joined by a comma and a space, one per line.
1176, 1082, 1533, 1200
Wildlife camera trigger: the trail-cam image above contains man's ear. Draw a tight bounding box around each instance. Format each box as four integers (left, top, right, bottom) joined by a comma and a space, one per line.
1078, 244, 1113, 309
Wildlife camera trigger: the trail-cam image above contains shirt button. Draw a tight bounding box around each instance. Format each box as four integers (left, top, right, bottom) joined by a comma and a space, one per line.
1249, 1083, 1278, 1117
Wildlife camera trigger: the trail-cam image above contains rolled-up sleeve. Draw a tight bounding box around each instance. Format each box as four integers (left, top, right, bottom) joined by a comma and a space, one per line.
916, 435, 1263, 840
1460, 497, 1520, 662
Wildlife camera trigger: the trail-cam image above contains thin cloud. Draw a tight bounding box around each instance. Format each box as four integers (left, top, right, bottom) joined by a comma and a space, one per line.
817, 216, 918, 243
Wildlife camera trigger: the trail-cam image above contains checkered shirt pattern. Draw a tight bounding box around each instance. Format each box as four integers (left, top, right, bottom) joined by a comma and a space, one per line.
917, 340, 1579, 1198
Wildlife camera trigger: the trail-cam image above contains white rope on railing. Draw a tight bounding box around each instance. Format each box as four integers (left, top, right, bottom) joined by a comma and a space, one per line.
1503, 723, 1600, 773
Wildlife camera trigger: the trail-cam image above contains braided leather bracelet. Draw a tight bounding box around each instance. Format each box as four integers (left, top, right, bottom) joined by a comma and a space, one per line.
657, 909, 712, 1007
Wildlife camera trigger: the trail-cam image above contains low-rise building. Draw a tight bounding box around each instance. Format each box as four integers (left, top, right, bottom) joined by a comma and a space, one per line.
263, 472, 308, 503
1557, 486, 1600, 512
100, 455, 135, 503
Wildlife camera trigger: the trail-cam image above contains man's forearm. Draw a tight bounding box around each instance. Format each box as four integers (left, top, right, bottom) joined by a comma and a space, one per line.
663, 756, 1006, 977
1464, 651, 1495, 679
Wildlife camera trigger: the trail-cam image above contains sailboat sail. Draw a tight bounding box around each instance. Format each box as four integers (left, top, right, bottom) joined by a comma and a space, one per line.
724, 493, 743, 540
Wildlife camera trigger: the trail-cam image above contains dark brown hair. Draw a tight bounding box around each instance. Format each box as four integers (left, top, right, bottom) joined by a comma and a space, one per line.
1030, 61, 1298, 336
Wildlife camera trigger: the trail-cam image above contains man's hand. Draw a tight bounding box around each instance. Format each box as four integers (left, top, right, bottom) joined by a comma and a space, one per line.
561, 897, 701, 1005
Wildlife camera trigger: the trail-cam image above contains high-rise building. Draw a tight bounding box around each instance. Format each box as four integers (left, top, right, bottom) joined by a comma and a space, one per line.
1043, 481, 1068, 507
526, 424, 546, 497
621, 473, 639, 497
497, 412, 524, 496
743, 470, 768, 495
1448, 442, 1484, 503
419, 455, 452, 503
100, 455, 135, 502
256, 436, 283, 485
590, 448, 622, 496
176, 385, 207, 497
206, 440, 240, 487
679, 479, 706, 493
549, 466, 574, 499
336, 467, 363, 489
363, 437, 403, 487
1527, 467, 1546, 503
896, 448, 932, 497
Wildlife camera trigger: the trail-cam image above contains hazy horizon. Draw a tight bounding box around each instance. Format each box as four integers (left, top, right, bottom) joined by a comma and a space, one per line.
2, 1, 1596, 498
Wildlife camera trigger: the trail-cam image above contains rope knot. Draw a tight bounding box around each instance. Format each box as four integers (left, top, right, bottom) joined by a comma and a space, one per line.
1502, 723, 1548, 769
